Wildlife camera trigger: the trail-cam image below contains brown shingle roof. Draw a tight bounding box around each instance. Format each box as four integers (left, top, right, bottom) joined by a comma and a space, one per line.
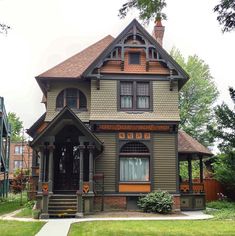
178, 130, 213, 156
37, 35, 114, 78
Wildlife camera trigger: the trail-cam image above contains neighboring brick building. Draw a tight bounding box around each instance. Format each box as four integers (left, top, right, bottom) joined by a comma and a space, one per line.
8, 142, 32, 179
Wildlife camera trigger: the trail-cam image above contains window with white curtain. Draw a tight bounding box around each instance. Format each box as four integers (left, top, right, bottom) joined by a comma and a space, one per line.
119, 142, 150, 182
119, 81, 150, 110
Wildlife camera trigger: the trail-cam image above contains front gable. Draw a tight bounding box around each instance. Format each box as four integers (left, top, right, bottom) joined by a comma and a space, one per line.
83, 19, 189, 89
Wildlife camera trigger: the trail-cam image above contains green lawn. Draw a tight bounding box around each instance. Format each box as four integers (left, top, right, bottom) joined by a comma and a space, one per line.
69, 220, 235, 236
206, 200, 235, 220
0, 220, 44, 236
0, 193, 27, 216
14, 208, 32, 218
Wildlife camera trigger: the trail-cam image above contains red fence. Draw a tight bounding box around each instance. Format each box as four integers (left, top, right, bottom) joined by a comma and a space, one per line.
204, 178, 224, 202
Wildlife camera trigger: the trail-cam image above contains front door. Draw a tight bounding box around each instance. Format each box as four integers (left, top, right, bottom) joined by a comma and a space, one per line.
53, 125, 82, 192
54, 142, 80, 191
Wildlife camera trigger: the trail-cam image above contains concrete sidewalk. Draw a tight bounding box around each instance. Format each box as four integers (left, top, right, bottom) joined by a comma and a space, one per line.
0, 210, 213, 236
35, 211, 213, 236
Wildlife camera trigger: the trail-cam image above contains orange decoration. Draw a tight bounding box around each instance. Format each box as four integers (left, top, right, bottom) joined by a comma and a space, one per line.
144, 133, 151, 139
42, 183, 48, 193
136, 132, 143, 139
119, 132, 125, 139
127, 132, 134, 139
83, 183, 89, 194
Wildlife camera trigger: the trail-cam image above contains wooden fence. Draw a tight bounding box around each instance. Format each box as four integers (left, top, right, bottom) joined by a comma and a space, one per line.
203, 178, 224, 202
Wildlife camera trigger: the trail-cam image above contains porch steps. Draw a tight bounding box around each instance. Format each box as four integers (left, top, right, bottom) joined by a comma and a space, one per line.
48, 194, 77, 218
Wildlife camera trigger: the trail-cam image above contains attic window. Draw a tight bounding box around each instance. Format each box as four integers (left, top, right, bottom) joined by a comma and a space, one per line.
56, 88, 87, 110
129, 52, 140, 64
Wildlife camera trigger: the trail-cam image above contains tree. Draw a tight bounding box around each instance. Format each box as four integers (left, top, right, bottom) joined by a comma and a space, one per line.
209, 87, 235, 152
119, 0, 167, 24
214, 0, 235, 32
8, 112, 23, 142
171, 48, 219, 147
119, 0, 235, 32
210, 88, 235, 198
0, 23, 10, 34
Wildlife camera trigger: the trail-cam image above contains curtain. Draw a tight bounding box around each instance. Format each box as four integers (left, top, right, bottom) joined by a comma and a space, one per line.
120, 157, 149, 181
121, 82, 133, 108
137, 83, 150, 109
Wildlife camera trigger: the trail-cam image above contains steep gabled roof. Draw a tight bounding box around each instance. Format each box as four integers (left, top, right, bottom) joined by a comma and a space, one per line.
83, 19, 189, 86
30, 107, 103, 151
37, 35, 114, 79
178, 130, 213, 157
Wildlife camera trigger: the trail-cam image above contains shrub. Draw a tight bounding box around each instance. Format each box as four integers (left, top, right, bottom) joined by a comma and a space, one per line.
32, 209, 40, 219
137, 191, 173, 214
24, 200, 35, 209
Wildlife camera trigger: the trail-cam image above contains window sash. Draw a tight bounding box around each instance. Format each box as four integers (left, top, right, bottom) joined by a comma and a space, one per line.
119, 81, 151, 110
120, 157, 149, 182
129, 52, 141, 64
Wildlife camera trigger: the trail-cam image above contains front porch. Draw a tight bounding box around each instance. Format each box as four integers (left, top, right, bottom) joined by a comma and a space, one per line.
29, 107, 103, 218
178, 131, 213, 211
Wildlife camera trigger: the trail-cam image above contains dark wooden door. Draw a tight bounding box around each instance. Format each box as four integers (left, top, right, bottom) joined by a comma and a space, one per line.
54, 143, 80, 191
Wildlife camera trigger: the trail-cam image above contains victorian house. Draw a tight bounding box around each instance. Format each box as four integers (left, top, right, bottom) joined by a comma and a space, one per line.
27, 19, 212, 218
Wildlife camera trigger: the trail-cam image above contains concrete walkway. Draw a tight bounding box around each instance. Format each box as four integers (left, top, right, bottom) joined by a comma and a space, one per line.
0, 210, 213, 236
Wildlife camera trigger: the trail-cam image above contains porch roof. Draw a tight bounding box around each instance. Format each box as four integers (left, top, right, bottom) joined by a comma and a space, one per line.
29, 107, 103, 151
178, 130, 213, 160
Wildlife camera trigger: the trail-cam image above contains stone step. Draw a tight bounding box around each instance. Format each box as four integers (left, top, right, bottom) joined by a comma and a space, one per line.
49, 206, 77, 210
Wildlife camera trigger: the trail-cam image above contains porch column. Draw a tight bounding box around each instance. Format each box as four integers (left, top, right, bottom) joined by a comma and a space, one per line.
187, 157, 193, 193
48, 145, 55, 194
88, 145, 95, 193
79, 145, 85, 191
199, 156, 203, 183
38, 146, 44, 193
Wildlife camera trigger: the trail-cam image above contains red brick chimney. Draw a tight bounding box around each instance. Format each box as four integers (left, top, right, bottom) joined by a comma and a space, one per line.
152, 19, 165, 46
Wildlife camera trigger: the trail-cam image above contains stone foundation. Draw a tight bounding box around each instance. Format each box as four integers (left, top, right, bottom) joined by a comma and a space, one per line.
94, 196, 127, 211
172, 195, 181, 212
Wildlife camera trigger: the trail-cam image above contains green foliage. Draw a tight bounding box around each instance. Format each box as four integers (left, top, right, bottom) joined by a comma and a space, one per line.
212, 151, 235, 192
209, 87, 235, 152
171, 48, 219, 147
119, 0, 167, 24
137, 191, 173, 213
214, 0, 235, 32
180, 161, 203, 180
8, 112, 23, 142
24, 200, 35, 209
206, 200, 235, 220
32, 209, 41, 219
0, 23, 10, 34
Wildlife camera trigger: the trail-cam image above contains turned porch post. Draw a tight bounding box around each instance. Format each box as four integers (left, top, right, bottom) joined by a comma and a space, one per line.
199, 156, 203, 183
79, 145, 85, 191
48, 145, 55, 194
88, 145, 95, 193
38, 146, 45, 193
187, 157, 193, 193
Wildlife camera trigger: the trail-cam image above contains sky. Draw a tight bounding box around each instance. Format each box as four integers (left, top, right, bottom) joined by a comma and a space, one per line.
0, 0, 234, 129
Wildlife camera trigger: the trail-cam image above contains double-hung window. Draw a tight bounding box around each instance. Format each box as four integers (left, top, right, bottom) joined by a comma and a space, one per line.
119, 81, 151, 110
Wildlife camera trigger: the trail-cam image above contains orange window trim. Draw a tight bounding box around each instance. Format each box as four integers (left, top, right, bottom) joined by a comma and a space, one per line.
119, 183, 151, 193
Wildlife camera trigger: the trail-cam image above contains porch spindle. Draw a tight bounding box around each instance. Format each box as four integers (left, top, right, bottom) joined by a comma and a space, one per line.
199, 156, 203, 183
79, 145, 85, 191
88, 145, 95, 193
187, 157, 193, 193
38, 146, 44, 183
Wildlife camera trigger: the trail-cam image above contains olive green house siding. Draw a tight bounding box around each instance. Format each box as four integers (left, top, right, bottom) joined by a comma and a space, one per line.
90, 80, 180, 121
152, 133, 177, 192
45, 81, 91, 122
95, 133, 117, 192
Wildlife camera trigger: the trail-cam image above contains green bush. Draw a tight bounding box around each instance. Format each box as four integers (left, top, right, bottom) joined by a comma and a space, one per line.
32, 209, 40, 219
24, 201, 35, 209
137, 191, 173, 214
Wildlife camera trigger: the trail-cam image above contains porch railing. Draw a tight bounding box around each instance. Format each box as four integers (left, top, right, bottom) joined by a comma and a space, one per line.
180, 182, 204, 193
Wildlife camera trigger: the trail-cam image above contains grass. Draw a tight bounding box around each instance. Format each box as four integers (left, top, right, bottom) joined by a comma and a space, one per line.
0, 220, 44, 236
69, 220, 235, 236
205, 200, 235, 220
14, 207, 33, 218
0, 192, 27, 216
